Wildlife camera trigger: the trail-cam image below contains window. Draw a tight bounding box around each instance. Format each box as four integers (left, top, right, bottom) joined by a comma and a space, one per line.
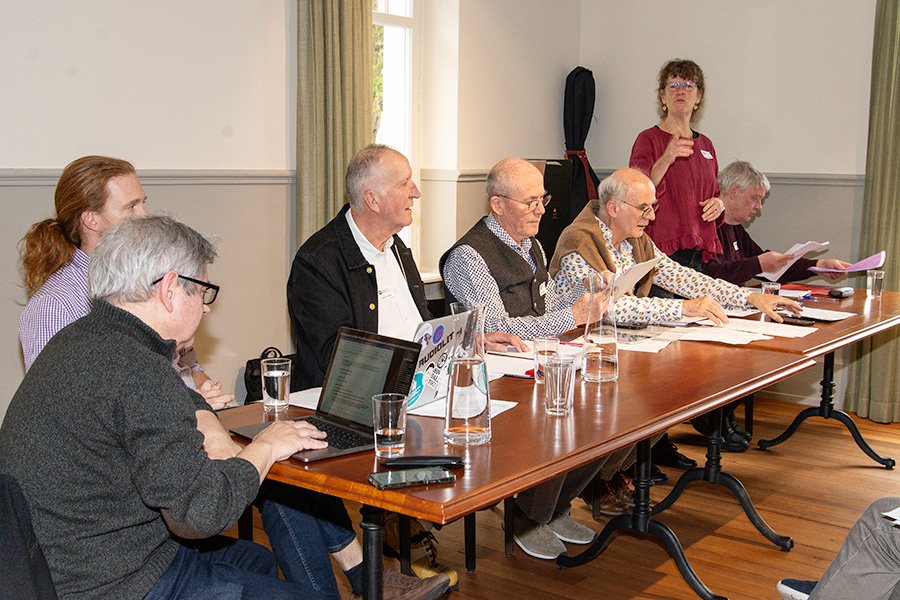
373, 0, 419, 246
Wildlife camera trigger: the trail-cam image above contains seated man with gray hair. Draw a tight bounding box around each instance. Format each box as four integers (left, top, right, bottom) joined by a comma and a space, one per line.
702, 160, 849, 286
0, 216, 448, 600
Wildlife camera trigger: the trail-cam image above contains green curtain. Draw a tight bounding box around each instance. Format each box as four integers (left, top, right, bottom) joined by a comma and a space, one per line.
296, 0, 373, 244
846, 0, 900, 423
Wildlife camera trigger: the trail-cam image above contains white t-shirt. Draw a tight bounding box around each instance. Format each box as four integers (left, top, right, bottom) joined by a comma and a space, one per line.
346, 210, 421, 340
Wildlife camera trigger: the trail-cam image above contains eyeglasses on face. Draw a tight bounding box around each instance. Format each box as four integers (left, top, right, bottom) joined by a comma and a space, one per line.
664, 80, 698, 92
619, 199, 658, 218
151, 274, 220, 305
496, 193, 552, 212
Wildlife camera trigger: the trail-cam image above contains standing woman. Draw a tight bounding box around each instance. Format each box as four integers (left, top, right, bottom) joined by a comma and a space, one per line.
629, 59, 725, 271
629, 59, 735, 466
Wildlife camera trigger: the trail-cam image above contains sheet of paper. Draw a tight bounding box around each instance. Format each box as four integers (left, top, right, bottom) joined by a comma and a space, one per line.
409, 398, 516, 418
289, 387, 322, 409
485, 353, 533, 377
696, 318, 816, 338
759, 241, 829, 281
487, 341, 581, 360
809, 250, 885, 273
723, 307, 758, 318
798, 307, 856, 322
664, 327, 772, 345
613, 255, 664, 300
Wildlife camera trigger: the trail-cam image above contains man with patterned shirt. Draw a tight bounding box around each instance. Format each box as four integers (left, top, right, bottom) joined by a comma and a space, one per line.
440, 157, 625, 561
551, 168, 802, 326
551, 168, 803, 454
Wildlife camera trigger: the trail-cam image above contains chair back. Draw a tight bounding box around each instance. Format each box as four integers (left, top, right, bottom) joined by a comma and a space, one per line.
0, 474, 59, 600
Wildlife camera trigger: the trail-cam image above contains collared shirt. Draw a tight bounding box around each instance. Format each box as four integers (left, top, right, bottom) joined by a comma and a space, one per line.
19, 246, 203, 383
346, 209, 421, 340
19, 247, 92, 371
554, 217, 752, 324
442, 214, 582, 339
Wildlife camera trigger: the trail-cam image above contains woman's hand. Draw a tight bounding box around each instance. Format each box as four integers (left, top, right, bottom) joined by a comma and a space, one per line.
651, 128, 693, 186
700, 196, 724, 222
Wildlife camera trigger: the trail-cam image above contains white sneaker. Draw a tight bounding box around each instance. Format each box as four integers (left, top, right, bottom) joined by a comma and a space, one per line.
776, 579, 816, 600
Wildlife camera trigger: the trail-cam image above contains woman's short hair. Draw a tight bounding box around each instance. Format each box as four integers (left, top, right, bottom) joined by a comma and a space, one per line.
718, 161, 771, 195
19, 155, 135, 294
89, 215, 217, 305
657, 58, 706, 122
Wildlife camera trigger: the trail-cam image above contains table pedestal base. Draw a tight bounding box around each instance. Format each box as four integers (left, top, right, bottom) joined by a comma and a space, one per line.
757, 352, 895, 469
557, 440, 726, 600
654, 408, 793, 552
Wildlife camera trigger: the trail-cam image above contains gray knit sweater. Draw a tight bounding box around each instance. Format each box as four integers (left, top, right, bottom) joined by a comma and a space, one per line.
0, 300, 259, 599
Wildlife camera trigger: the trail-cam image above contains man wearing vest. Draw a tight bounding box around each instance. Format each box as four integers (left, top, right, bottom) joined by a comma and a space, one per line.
440, 158, 595, 338
440, 157, 621, 561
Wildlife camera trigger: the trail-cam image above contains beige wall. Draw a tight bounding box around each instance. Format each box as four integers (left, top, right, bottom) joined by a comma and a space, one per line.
0, 173, 295, 418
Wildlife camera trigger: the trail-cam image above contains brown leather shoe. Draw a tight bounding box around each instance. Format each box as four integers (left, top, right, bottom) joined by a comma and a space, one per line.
352, 568, 450, 600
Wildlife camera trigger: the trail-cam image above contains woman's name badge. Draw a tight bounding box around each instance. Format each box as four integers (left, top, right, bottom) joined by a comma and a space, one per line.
700, 150, 714, 160
539, 282, 547, 296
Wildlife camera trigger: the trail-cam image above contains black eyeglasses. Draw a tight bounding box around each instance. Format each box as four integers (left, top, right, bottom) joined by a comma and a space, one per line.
619, 199, 658, 218
496, 193, 552, 212
151, 274, 220, 305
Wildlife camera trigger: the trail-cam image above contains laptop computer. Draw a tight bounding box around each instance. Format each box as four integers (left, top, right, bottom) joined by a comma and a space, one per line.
407, 313, 464, 410
230, 327, 422, 462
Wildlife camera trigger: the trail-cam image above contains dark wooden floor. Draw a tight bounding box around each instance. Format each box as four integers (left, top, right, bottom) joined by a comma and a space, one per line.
227, 396, 900, 599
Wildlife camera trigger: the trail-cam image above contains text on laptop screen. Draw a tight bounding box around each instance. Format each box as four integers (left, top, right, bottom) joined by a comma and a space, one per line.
317, 333, 419, 425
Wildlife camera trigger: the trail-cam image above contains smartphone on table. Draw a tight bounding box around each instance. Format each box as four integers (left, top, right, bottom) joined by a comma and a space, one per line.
368, 468, 456, 490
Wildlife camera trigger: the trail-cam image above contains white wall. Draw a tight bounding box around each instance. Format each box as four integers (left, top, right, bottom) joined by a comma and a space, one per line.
0, 0, 293, 169
579, 0, 875, 174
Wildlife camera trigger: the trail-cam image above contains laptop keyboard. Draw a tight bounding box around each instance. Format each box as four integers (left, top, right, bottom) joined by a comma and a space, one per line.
298, 416, 372, 450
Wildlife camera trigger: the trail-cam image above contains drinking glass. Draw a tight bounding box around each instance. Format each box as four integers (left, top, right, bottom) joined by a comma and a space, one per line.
867, 269, 885, 299
261, 357, 290, 412
762, 281, 781, 295
544, 355, 576, 416
533, 337, 559, 383
373, 393, 407, 457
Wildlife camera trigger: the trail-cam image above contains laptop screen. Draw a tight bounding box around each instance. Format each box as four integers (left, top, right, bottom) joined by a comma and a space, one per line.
318, 328, 421, 426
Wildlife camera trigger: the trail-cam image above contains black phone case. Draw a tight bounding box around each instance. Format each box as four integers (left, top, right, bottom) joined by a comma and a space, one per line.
380, 455, 464, 469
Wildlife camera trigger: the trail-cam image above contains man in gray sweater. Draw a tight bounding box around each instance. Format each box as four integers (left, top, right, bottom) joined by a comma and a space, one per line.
0, 216, 332, 599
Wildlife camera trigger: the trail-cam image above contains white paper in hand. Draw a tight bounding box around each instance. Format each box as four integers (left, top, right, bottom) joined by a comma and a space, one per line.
759, 241, 829, 282
613, 256, 664, 300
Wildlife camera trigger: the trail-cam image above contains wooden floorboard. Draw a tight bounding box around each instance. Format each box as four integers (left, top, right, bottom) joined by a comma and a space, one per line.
225, 396, 900, 599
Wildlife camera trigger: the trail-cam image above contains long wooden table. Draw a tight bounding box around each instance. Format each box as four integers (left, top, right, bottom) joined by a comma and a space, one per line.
746, 290, 900, 467
220, 342, 813, 599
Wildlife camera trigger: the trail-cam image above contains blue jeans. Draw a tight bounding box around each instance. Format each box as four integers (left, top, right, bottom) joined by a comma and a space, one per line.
258, 482, 357, 600
144, 536, 304, 599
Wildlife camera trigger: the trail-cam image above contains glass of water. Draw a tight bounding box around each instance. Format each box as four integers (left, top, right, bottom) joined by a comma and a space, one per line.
261, 357, 291, 413
373, 393, 407, 457
532, 337, 559, 383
